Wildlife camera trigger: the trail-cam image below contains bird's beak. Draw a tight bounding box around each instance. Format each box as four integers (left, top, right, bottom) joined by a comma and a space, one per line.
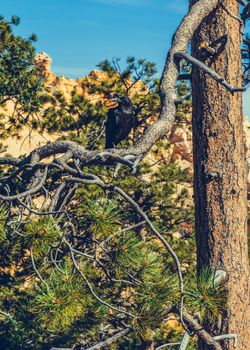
106, 98, 119, 109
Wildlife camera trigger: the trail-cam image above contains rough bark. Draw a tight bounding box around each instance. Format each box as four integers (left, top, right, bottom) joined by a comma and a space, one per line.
190, 0, 250, 349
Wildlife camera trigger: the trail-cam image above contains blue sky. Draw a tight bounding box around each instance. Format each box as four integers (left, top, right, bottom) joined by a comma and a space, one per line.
1, 0, 250, 116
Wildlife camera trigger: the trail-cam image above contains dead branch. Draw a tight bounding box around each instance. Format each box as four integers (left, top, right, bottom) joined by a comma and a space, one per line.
81, 328, 131, 350
181, 312, 222, 350
175, 52, 245, 93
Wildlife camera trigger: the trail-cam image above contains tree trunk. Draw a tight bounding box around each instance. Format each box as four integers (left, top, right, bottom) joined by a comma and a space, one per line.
190, 1, 250, 349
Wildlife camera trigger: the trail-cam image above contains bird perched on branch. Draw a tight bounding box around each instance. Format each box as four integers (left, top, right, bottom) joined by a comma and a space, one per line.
105, 96, 135, 149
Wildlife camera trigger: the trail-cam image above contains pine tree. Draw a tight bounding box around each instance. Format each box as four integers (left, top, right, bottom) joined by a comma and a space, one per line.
0, 51, 198, 349
0, 16, 47, 137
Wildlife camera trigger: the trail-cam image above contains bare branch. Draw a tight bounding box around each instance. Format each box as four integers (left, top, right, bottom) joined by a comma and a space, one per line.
155, 342, 181, 349
0, 166, 48, 200
155, 331, 190, 350
0, 309, 13, 319
30, 247, 49, 288
213, 334, 238, 348
181, 311, 222, 350
179, 331, 191, 350
81, 328, 131, 350
175, 52, 245, 93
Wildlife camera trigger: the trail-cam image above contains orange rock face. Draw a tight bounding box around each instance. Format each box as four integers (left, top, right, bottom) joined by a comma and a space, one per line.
34, 51, 55, 81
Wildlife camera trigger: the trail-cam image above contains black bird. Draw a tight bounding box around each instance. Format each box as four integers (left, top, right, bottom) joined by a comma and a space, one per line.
105, 96, 135, 149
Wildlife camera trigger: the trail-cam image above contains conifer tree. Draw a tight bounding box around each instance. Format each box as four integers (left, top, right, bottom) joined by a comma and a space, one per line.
0, 54, 197, 349
0, 16, 47, 137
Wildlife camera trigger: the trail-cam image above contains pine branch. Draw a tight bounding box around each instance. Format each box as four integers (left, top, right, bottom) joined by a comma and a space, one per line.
65, 238, 136, 318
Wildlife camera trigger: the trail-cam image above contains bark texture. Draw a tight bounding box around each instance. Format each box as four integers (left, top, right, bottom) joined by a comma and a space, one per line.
190, 0, 250, 349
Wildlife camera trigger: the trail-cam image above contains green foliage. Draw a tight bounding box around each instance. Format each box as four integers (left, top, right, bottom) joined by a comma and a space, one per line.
41, 92, 107, 146
30, 264, 93, 333
0, 204, 8, 242
0, 205, 24, 268
186, 267, 227, 322
24, 216, 61, 260
114, 233, 147, 271
0, 16, 46, 137
134, 267, 177, 341
97, 57, 157, 90
83, 199, 122, 239
0, 316, 30, 350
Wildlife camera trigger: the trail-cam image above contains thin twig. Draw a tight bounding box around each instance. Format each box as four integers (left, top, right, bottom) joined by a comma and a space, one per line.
213, 334, 238, 348
65, 239, 136, 318
175, 52, 245, 93
30, 247, 49, 289
100, 221, 146, 246
82, 328, 131, 350
156, 342, 181, 349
